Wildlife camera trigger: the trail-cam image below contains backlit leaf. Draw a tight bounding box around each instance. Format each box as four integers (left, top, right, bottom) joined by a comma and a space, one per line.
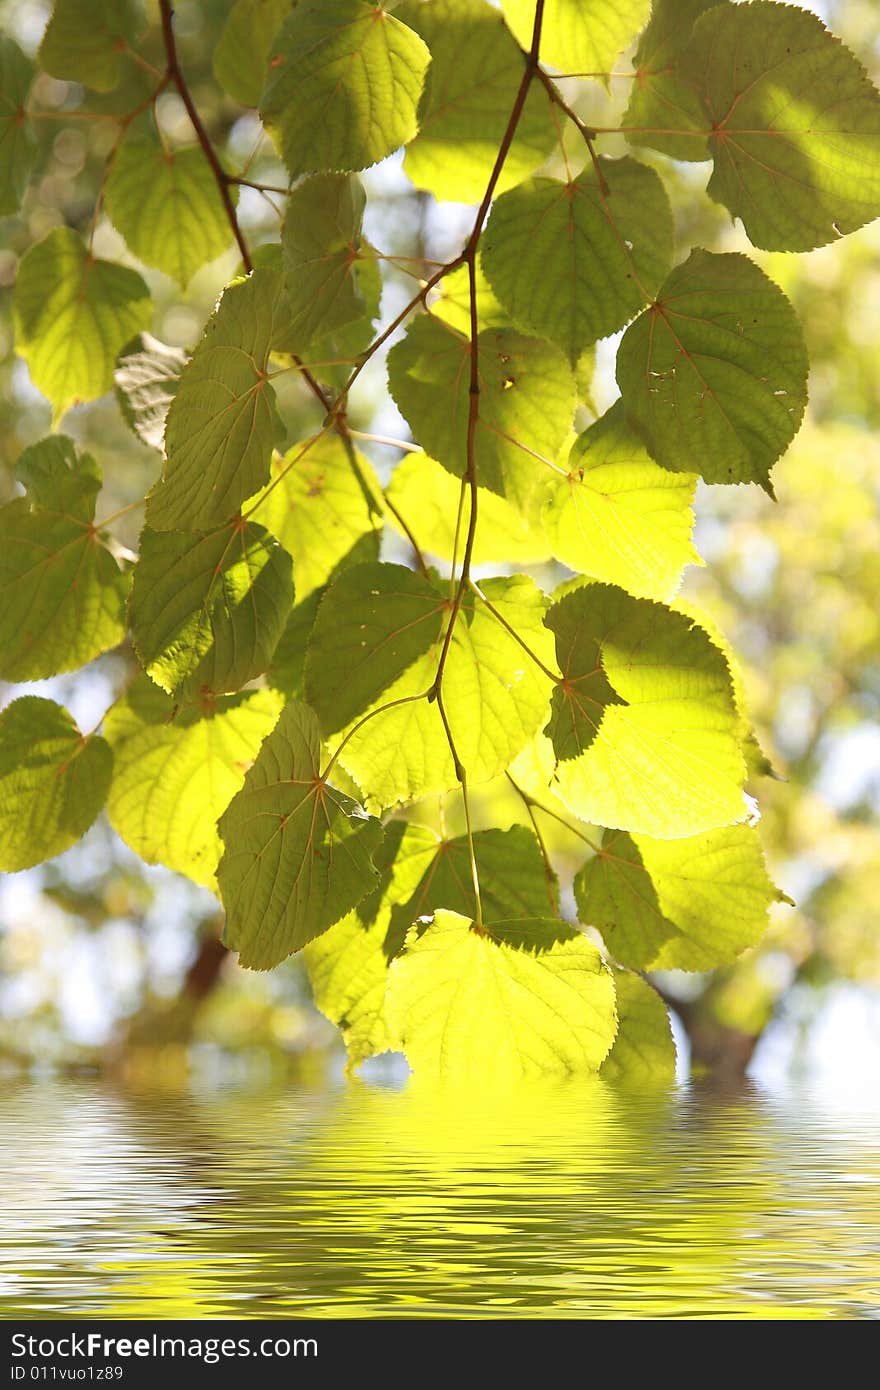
338, 574, 556, 809
386, 909, 617, 1079
0, 438, 127, 681
0, 697, 112, 872
104, 134, 233, 287
482, 158, 673, 361
617, 250, 808, 490
251, 433, 383, 600
305, 562, 446, 735
130, 520, 293, 698
218, 699, 384, 968
213, 0, 290, 107
541, 402, 699, 601
400, 0, 556, 203
14, 227, 151, 422
545, 582, 747, 836
623, 0, 722, 161
388, 315, 576, 506
600, 971, 676, 1082
38, 0, 143, 92
0, 36, 37, 215
501, 0, 651, 78
260, 0, 430, 178
575, 822, 781, 971
105, 680, 282, 890
682, 0, 880, 251
146, 270, 285, 530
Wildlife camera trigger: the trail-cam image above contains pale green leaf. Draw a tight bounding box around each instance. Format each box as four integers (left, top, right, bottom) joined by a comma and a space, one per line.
105, 680, 282, 890
0, 438, 127, 681
0, 697, 112, 872
617, 250, 808, 491
38, 0, 143, 92
501, 0, 651, 77
260, 0, 430, 177
130, 520, 293, 699
600, 971, 676, 1082
146, 270, 285, 530
218, 699, 384, 968
252, 434, 383, 599
575, 822, 781, 971
114, 333, 187, 452
482, 159, 673, 361
104, 135, 234, 287
338, 574, 556, 810
304, 821, 436, 1066
430, 261, 513, 336
0, 36, 37, 215
386, 909, 617, 1080
682, 0, 880, 251
280, 174, 373, 351
305, 562, 446, 735
545, 582, 747, 837
388, 315, 576, 506
13, 227, 151, 422
623, 0, 722, 161
541, 402, 699, 601
213, 0, 290, 107
386, 451, 550, 565
399, 0, 556, 203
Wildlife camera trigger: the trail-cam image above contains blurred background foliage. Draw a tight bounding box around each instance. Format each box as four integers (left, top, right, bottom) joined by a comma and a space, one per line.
0, 0, 878, 1086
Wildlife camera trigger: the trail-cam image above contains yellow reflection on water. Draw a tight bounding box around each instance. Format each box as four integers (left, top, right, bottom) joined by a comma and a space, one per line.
1, 1077, 878, 1319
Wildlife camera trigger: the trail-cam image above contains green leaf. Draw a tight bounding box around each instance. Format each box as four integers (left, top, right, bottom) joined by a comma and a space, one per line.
388, 824, 560, 943
388, 315, 576, 506
104, 134, 234, 287
600, 971, 676, 1083
218, 699, 384, 968
13, 227, 151, 422
280, 174, 374, 351
0, 36, 37, 215
252, 434, 383, 600
541, 402, 699, 601
386, 909, 617, 1079
616, 250, 808, 491
304, 821, 437, 1067
575, 822, 781, 971
682, 0, 880, 252
38, 0, 143, 92
114, 333, 187, 452
130, 520, 293, 699
623, 0, 723, 162
260, 0, 430, 178
213, 0, 290, 107
501, 0, 651, 77
338, 574, 556, 810
0, 697, 112, 872
0, 438, 127, 681
430, 261, 512, 336
545, 583, 747, 837
105, 680, 282, 890
305, 562, 446, 736
386, 451, 550, 565
482, 159, 673, 362
146, 270, 285, 530
399, 0, 556, 204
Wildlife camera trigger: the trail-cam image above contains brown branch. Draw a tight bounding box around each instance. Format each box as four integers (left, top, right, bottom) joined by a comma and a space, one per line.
535, 65, 609, 195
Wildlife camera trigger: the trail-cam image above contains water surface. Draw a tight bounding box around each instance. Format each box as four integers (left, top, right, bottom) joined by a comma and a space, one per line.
1, 1078, 878, 1319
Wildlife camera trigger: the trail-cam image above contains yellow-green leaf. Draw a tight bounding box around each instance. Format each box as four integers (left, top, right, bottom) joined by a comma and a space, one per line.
260, 0, 430, 177
105, 679, 282, 890
501, 0, 651, 78
218, 699, 384, 968
600, 971, 676, 1082
0, 697, 112, 872
541, 402, 699, 601
386, 909, 617, 1080
14, 227, 151, 422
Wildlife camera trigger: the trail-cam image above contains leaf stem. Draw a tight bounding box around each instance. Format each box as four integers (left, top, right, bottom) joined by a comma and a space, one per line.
469, 581, 561, 683
535, 66, 609, 195
506, 773, 602, 854
320, 689, 431, 783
